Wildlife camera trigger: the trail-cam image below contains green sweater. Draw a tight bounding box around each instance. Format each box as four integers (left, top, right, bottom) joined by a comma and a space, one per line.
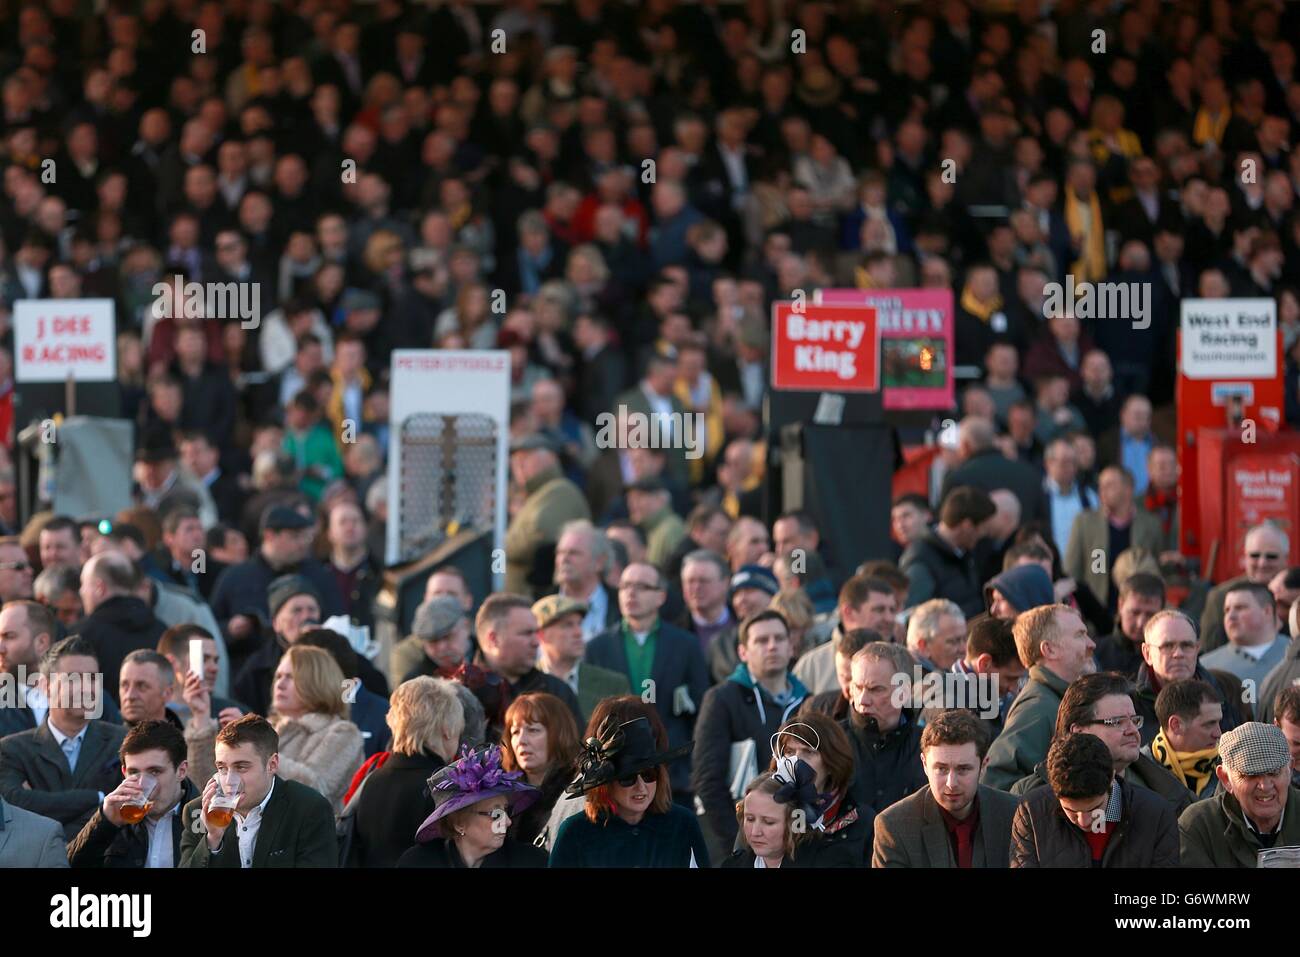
283, 424, 344, 502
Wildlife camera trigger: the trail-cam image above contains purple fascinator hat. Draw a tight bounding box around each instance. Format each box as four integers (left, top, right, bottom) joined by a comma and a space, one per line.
414, 745, 540, 843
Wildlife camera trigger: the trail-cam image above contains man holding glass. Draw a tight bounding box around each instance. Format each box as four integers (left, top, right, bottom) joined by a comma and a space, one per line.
179, 714, 337, 868
68, 720, 198, 868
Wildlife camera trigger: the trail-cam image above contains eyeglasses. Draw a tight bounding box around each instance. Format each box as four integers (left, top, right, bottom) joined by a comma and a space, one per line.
1090, 714, 1143, 729
1150, 641, 1197, 654
0, 561, 31, 571
1247, 552, 1281, 561
619, 582, 662, 594
616, 769, 658, 787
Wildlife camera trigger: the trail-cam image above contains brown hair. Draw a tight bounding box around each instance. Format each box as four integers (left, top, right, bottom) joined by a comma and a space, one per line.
500, 692, 581, 775
215, 713, 280, 762
474, 593, 533, 640
920, 708, 992, 760
1013, 603, 1069, 668
769, 712, 855, 795
582, 695, 673, 823
734, 771, 804, 860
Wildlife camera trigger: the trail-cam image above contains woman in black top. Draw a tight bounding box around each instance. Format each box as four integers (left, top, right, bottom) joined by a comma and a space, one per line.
500, 691, 581, 845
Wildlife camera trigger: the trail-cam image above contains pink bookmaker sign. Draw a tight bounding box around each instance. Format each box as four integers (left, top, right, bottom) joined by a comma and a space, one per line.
815, 288, 955, 411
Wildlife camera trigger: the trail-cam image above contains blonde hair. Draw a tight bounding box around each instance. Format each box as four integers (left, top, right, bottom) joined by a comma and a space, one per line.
282, 645, 348, 718
768, 590, 813, 633
1012, 603, 1070, 668
388, 676, 465, 756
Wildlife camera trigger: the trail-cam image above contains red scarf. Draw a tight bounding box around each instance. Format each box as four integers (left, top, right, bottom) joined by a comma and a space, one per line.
1143, 487, 1177, 535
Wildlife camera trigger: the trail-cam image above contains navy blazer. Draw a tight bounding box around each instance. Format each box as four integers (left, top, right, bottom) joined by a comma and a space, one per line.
584, 619, 709, 795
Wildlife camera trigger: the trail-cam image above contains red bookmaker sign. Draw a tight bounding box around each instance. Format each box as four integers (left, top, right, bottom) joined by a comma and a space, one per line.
771, 302, 879, 392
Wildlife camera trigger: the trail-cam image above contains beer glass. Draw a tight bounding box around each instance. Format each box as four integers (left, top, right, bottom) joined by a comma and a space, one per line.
120, 773, 158, 824
207, 770, 243, 829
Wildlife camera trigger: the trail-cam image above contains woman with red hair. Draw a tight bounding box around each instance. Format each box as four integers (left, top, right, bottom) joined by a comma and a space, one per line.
500, 692, 581, 845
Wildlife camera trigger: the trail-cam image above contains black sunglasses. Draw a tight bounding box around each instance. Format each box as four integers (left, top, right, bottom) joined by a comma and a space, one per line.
617, 769, 658, 787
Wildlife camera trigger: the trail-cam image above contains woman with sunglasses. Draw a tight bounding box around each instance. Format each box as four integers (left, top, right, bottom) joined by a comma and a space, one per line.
764, 713, 874, 864
548, 714, 710, 867
396, 744, 547, 868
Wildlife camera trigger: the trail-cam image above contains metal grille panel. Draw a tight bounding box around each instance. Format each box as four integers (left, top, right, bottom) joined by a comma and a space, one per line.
398, 413, 499, 563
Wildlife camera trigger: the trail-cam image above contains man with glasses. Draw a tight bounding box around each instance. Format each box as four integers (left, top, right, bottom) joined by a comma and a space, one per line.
586, 561, 708, 800
1009, 673, 1192, 814
1199, 523, 1290, 653
0, 535, 35, 601
1179, 722, 1300, 867
984, 604, 1096, 790
1135, 610, 1245, 747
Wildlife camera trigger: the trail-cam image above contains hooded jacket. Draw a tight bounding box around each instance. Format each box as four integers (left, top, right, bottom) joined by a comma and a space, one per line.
692, 663, 809, 852
984, 564, 1055, 615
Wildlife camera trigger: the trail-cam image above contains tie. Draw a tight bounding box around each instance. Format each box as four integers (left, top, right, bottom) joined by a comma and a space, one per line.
61, 737, 79, 773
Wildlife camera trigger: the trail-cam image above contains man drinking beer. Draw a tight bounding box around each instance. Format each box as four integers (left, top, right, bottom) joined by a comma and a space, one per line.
179, 714, 337, 868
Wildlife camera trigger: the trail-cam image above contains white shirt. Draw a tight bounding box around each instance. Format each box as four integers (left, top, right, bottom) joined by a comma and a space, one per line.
225, 777, 276, 868
143, 801, 180, 869
1234, 638, 1280, 661
24, 683, 48, 730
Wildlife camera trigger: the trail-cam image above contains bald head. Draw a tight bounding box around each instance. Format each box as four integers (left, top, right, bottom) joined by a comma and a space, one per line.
80, 550, 139, 615
958, 416, 996, 457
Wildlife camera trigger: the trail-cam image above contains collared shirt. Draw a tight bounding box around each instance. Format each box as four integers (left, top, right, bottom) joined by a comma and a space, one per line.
48, 719, 89, 773
230, 778, 276, 869
937, 796, 981, 868
1044, 477, 1097, 552
579, 582, 609, 643
25, 683, 48, 730
143, 801, 180, 869
1120, 431, 1153, 495
1242, 798, 1286, 846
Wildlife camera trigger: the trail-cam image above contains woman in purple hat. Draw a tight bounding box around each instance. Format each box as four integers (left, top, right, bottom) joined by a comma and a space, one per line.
395, 745, 547, 868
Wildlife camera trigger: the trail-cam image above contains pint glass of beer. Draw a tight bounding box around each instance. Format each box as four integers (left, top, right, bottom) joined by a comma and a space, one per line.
120, 773, 158, 824
208, 770, 243, 829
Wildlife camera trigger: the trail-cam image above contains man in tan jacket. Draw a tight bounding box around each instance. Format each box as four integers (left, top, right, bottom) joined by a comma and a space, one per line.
1064, 465, 1164, 609
504, 434, 590, 598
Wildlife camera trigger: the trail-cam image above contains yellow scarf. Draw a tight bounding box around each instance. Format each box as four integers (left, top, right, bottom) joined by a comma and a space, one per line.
1149, 728, 1219, 797
1064, 186, 1106, 283
959, 287, 1002, 322
1192, 108, 1229, 148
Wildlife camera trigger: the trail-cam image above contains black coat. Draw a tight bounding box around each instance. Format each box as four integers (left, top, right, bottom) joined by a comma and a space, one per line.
940, 449, 1046, 522
692, 671, 808, 854
840, 712, 928, 815
1134, 663, 1245, 746
327, 553, 383, 632
899, 529, 985, 619
72, 596, 168, 705
347, 750, 447, 869
67, 777, 199, 867
719, 831, 862, 868
1010, 778, 1179, 867
510, 763, 572, 848
396, 836, 549, 868
179, 776, 337, 867
585, 620, 710, 796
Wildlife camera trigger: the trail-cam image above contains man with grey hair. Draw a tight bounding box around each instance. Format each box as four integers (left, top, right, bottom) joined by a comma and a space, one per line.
843, 641, 927, 812
1179, 722, 1300, 866
1199, 523, 1291, 653
1258, 601, 1300, 724
940, 415, 1045, 521
1135, 609, 1246, 747
34, 564, 83, 627
905, 599, 967, 674
553, 519, 618, 640
74, 552, 167, 706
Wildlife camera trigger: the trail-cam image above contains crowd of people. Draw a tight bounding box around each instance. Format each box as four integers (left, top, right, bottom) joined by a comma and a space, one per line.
1, 0, 1300, 869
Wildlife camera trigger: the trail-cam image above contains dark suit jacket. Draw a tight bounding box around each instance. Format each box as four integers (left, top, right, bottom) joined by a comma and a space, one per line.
611, 385, 690, 486
0, 720, 128, 840
179, 776, 337, 868
573, 662, 632, 723
67, 777, 199, 867
939, 449, 1046, 522
584, 619, 709, 795
872, 784, 1020, 868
